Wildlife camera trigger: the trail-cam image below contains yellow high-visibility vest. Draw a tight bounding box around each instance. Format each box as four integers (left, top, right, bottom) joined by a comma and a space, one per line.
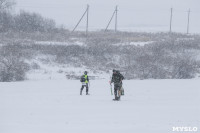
84, 75, 88, 83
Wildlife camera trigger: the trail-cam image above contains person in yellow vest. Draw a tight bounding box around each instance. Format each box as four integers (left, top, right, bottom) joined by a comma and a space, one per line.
80, 71, 90, 95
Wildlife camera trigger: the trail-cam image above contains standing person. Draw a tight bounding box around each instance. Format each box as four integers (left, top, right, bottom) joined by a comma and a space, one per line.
110, 70, 124, 101
80, 71, 89, 95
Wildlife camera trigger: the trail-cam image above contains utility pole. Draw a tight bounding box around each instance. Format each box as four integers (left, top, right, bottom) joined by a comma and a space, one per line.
86, 4, 89, 36
115, 6, 118, 32
187, 9, 190, 34
169, 8, 173, 33
72, 5, 89, 36
105, 6, 118, 32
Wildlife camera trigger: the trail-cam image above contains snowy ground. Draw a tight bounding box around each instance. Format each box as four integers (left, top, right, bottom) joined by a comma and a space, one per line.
0, 78, 200, 133
114, 41, 154, 47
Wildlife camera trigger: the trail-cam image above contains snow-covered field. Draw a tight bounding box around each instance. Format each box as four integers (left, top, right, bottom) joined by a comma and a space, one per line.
114, 41, 154, 46
35, 41, 85, 46
0, 78, 199, 133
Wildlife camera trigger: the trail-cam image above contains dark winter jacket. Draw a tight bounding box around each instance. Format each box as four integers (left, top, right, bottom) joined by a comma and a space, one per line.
111, 72, 124, 84
80, 74, 89, 83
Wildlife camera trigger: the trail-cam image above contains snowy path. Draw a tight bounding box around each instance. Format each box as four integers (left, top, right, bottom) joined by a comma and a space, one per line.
0, 79, 200, 133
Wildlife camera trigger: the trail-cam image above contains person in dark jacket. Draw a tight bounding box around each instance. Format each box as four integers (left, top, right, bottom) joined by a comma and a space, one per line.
80, 71, 89, 95
110, 69, 124, 100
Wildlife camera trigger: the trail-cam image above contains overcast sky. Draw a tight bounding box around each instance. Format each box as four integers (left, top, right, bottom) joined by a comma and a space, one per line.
14, 0, 200, 33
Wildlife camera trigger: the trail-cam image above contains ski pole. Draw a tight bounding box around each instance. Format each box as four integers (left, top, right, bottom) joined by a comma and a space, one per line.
110, 83, 113, 95
109, 70, 113, 95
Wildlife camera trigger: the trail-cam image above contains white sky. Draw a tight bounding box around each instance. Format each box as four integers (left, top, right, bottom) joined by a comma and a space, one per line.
15, 0, 200, 33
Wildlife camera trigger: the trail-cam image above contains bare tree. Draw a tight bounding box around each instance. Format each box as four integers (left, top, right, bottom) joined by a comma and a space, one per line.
0, 0, 15, 12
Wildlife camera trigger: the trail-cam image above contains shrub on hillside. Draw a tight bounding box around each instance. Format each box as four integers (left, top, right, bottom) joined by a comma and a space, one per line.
0, 45, 30, 82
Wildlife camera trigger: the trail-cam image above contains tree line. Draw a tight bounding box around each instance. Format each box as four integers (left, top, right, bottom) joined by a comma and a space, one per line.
0, 0, 56, 33
1, 32, 200, 81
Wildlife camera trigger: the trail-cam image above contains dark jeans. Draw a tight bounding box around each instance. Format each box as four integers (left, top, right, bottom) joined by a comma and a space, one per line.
80, 83, 89, 95
114, 83, 122, 100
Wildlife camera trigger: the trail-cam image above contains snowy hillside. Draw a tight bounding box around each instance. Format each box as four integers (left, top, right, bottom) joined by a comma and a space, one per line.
1, 31, 200, 82
26, 59, 107, 81
0, 79, 199, 133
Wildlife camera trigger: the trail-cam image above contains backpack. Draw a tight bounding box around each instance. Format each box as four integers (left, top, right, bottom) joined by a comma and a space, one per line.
80, 75, 86, 82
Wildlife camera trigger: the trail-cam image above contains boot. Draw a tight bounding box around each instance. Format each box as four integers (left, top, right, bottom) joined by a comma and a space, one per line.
117, 96, 120, 101
114, 95, 118, 100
